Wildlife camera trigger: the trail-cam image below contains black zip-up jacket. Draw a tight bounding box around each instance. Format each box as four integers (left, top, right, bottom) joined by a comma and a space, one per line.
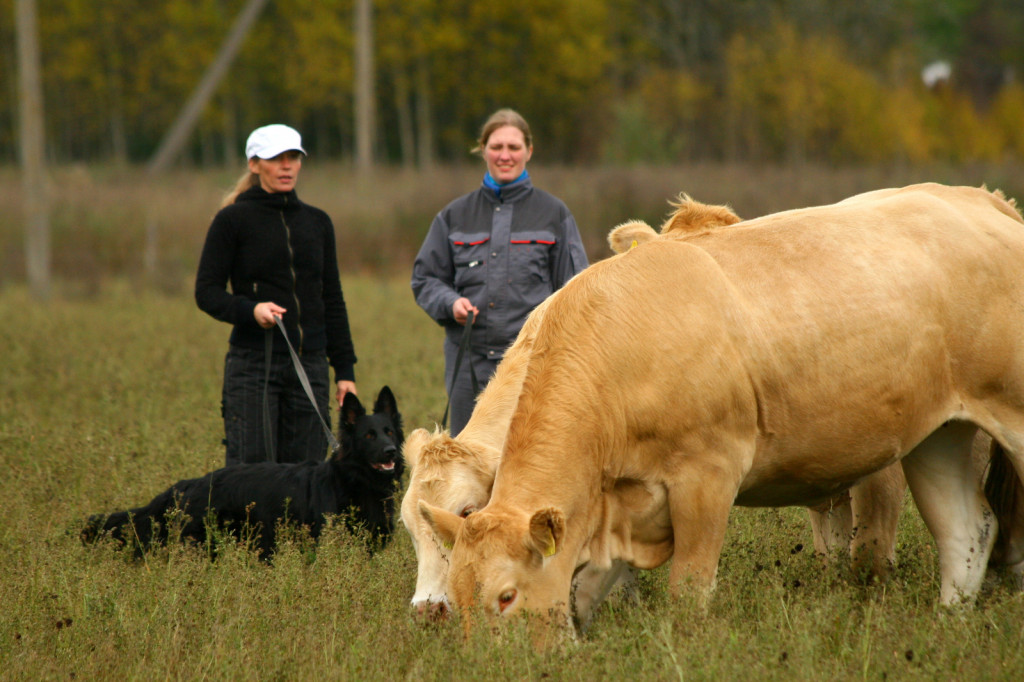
195, 186, 356, 381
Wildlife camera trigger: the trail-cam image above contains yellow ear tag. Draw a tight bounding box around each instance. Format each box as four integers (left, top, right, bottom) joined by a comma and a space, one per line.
629, 240, 638, 250
543, 531, 557, 557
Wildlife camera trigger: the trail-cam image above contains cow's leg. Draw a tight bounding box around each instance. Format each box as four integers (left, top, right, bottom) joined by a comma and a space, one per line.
901, 421, 993, 605
849, 463, 906, 581
981, 433, 1024, 589
571, 560, 634, 633
665, 461, 739, 603
965, 359, 1024, 590
807, 491, 853, 559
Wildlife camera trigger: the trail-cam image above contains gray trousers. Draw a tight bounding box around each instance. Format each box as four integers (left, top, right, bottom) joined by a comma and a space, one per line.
443, 338, 500, 436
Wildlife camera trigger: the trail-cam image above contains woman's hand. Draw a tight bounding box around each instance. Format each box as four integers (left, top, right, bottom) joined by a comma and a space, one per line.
337, 381, 357, 406
452, 297, 479, 325
254, 301, 287, 328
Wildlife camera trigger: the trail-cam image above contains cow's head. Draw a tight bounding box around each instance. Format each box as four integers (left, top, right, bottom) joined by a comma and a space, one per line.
419, 501, 574, 634
400, 428, 497, 619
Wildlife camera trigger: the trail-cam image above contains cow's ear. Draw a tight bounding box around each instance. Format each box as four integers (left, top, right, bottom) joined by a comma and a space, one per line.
607, 220, 656, 254
402, 428, 432, 470
419, 501, 463, 549
528, 508, 565, 559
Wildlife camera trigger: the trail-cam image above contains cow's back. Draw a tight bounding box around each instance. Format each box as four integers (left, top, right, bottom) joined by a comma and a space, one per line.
679, 184, 1024, 483
499, 184, 1024, 506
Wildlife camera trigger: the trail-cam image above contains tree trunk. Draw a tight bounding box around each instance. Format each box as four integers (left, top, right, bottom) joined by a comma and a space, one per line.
354, 0, 376, 172
393, 67, 415, 168
16, 0, 50, 299
221, 95, 237, 167
110, 112, 128, 165
415, 57, 435, 168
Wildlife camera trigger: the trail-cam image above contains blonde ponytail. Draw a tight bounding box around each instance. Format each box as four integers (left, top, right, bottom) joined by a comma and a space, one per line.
221, 170, 259, 208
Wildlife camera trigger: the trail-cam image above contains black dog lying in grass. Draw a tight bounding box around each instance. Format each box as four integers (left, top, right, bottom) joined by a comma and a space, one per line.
82, 386, 404, 558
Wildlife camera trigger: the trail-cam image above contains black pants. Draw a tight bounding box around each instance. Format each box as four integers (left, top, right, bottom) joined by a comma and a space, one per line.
443, 338, 500, 436
221, 345, 331, 466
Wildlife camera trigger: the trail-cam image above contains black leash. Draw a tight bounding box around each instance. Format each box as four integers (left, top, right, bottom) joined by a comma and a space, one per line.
263, 329, 275, 461
263, 316, 341, 462
441, 310, 479, 431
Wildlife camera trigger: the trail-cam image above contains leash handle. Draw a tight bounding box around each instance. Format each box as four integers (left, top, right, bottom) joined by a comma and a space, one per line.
442, 310, 478, 431
264, 316, 341, 459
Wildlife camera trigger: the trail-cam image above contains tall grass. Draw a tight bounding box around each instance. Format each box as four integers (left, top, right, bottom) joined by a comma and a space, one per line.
1, 278, 1022, 680
2, 161, 1024, 292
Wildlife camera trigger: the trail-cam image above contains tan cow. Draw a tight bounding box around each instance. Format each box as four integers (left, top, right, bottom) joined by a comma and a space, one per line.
422, 183, 1024, 631
400, 297, 546, 618
400, 198, 739, 625
610, 195, 909, 580
401, 295, 635, 630
401, 198, 750, 627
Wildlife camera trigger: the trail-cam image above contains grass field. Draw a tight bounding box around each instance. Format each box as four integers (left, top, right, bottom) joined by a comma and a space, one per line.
2, 276, 1023, 681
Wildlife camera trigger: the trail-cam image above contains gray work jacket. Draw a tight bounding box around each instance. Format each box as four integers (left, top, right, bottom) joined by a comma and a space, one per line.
411, 176, 588, 359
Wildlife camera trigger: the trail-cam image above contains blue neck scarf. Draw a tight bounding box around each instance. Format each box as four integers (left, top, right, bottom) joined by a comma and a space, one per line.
483, 169, 529, 197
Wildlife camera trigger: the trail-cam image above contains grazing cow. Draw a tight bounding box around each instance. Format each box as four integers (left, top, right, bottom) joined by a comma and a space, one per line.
400, 201, 746, 628
421, 183, 1024, 632
400, 300, 543, 618
402, 296, 634, 629
610, 195, 911, 580
400, 200, 745, 626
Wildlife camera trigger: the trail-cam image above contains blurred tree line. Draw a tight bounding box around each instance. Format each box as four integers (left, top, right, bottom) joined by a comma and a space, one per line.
1, 0, 1023, 167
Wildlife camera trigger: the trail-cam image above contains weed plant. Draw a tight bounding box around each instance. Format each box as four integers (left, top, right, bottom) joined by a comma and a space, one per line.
2, 278, 1022, 680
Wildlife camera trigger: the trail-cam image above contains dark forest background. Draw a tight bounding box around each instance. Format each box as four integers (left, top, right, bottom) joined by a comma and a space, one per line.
2, 0, 1023, 167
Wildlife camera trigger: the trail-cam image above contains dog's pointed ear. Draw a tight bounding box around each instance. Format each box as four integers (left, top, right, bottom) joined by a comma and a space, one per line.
341, 391, 366, 425
374, 386, 398, 419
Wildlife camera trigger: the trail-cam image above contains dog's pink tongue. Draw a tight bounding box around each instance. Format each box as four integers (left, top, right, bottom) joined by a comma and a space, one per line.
372, 461, 396, 472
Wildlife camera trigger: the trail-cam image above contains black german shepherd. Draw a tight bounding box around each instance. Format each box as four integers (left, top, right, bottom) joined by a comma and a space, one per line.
81, 386, 404, 557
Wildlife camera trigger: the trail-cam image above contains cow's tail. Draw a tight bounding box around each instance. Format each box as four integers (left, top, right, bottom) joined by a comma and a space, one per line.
984, 439, 1024, 566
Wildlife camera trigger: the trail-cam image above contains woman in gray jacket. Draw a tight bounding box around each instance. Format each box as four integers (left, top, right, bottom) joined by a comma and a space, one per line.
411, 109, 588, 435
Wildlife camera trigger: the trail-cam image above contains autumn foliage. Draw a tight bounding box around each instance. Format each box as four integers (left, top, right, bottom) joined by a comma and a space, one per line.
0, 1, 1022, 165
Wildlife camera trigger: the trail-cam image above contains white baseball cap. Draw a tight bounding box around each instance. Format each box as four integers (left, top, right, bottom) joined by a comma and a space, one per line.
245, 124, 307, 160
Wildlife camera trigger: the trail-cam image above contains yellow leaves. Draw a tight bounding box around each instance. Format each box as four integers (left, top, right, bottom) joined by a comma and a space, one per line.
15, 1, 1024, 165
883, 86, 935, 164
284, 0, 354, 109
717, 19, 1021, 164
602, 67, 709, 163
991, 83, 1024, 159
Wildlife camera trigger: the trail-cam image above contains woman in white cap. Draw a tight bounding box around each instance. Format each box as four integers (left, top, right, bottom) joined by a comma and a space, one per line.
195, 124, 358, 466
